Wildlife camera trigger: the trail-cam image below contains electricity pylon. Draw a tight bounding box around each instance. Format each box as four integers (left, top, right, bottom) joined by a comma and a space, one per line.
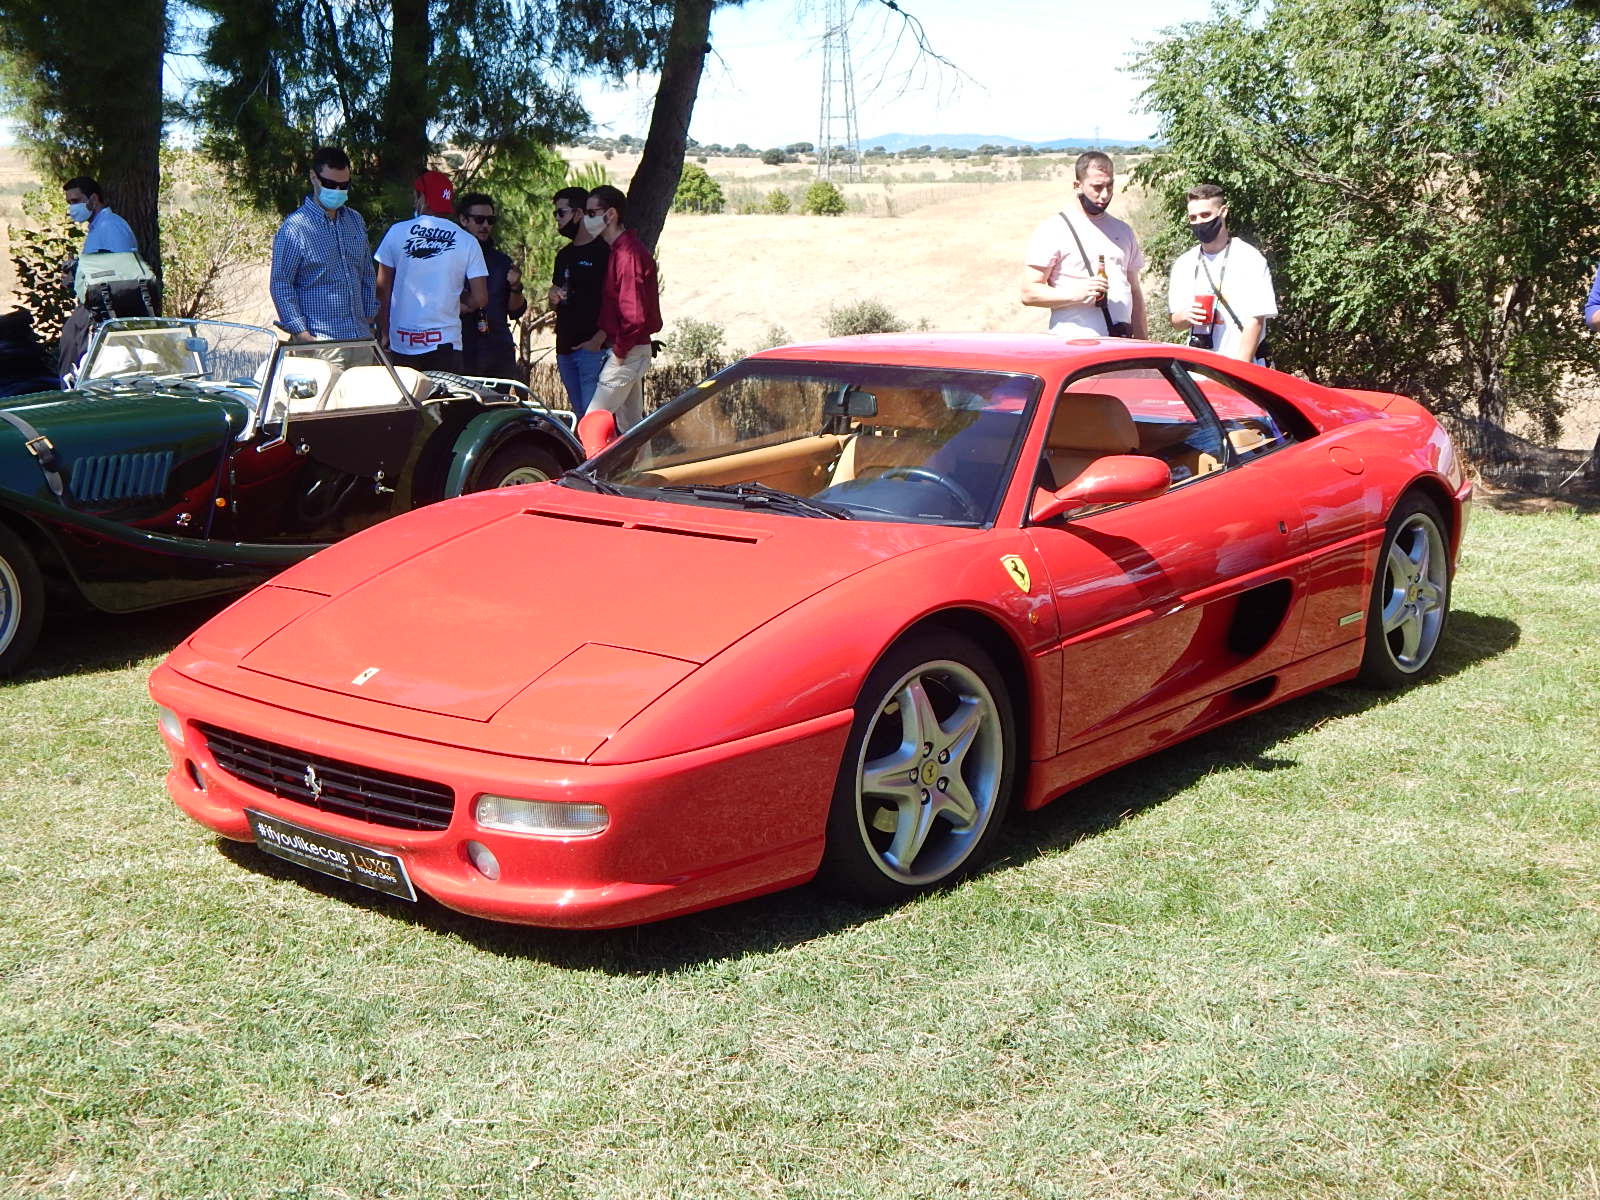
816, 0, 862, 182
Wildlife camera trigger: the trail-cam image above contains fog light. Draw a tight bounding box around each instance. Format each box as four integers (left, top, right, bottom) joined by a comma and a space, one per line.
474, 794, 609, 838
465, 840, 501, 880
157, 705, 184, 742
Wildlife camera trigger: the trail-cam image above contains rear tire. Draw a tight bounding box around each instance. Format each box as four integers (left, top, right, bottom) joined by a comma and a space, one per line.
816, 631, 1017, 904
0, 523, 45, 677
471, 441, 563, 491
1357, 492, 1451, 688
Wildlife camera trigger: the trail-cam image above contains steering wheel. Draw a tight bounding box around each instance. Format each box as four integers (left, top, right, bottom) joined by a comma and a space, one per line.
877, 466, 982, 521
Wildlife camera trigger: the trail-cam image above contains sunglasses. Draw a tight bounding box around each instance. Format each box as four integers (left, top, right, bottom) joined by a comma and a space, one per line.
465, 213, 497, 225
313, 172, 351, 191
553, 207, 576, 219
583, 207, 608, 217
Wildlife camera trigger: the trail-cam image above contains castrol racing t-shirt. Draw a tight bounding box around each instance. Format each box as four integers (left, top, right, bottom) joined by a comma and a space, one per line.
374, 214, 488, 355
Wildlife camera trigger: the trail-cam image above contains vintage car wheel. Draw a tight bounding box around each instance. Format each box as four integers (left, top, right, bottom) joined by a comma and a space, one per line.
0, 523, 45, 676
472, 441, 563, 490
1358, 492, 1451, 688
817, 631, 1017, 903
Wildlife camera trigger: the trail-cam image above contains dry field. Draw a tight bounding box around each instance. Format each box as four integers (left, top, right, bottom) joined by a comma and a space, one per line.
3, 145, 1596, 449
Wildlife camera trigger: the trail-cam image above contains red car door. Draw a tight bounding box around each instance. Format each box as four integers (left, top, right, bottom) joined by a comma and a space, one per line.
1023, 363, 1307, 754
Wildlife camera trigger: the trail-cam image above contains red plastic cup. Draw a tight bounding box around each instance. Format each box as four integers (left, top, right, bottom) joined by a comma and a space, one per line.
1193, 294, 1217, 324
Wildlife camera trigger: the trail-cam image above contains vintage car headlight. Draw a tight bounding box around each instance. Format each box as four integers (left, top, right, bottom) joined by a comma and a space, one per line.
156, 705, 184, 742
474, 794, 609, 838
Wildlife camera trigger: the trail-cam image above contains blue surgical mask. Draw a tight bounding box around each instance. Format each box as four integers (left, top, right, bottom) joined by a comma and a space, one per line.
68, 202, 91, 223
318, 187, 348, 211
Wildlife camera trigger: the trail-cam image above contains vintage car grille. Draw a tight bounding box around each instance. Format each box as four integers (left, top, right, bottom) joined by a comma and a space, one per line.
71, 451, 174, 503
198, 723, 455, 831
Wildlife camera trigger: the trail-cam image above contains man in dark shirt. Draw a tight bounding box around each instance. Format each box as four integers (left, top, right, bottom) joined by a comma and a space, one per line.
548, 186, 609, 415
579, 185, 662, 456
455, 192, 526, 379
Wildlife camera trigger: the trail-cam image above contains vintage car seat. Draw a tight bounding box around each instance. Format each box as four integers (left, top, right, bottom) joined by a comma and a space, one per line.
266, 356, 338, 415
830, 387, 946, 483
1042, 391, 1140, 488
321, 364, 434, 411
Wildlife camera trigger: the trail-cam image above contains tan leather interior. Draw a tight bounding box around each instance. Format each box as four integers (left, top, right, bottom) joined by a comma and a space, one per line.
275, 358, 338, 415
645, 434, 848, 493
830, 387, 946, 484
321, 364, 434, 411
1044, 392, 1139, 486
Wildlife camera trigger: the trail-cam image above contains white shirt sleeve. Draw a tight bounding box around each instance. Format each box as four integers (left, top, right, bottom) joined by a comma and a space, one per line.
373, 224, 399, 269
1023, 218, 1064, 274
465, 236, 488, 280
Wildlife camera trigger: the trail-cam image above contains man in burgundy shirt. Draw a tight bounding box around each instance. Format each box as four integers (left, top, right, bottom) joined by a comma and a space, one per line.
579, 185, 662, 456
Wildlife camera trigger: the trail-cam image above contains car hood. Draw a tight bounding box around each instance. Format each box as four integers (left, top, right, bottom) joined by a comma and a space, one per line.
1, 383, 248, 453
206, 487, 967, 757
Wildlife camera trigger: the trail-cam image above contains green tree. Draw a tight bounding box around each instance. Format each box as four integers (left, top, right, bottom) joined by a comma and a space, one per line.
1137, 0, 1600, 458
766, 189, 791, 214
802, 180, 846, 216
191, 0, 591, 218
671, 163, 725, 213
0, 0, 166, 272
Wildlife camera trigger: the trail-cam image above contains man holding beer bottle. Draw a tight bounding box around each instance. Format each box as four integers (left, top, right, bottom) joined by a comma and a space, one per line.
1021, 151, 1147, 340
1167, 183, 1277, 364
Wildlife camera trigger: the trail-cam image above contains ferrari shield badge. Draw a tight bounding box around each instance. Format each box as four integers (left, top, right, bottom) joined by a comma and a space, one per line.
1000, 555, 1031, 594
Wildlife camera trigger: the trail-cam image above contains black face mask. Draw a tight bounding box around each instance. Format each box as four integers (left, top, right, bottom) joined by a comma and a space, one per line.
1189, 215, 1224, 244
1078, 193, 1110, 217
558, 216, 580, 239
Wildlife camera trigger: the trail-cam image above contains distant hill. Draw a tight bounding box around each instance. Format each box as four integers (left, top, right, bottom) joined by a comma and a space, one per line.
859, 132, 1152, 152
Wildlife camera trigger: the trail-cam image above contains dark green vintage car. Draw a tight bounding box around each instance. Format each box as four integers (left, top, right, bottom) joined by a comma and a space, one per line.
0, 317, 582, 674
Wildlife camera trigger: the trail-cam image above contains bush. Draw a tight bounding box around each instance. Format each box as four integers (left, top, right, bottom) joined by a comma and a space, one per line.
8, 187, 78, 345
761, 148, 785, 166
826, 299, 907, 337
758, 323, 790, 350
672, 163, 725, 214
801, 180, 846, 215
664, 317, 727, 363
765, 189, 791, 214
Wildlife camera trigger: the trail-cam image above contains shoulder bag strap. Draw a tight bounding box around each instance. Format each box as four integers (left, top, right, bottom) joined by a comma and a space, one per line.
0, 407, 67, 499
1059, 211, 1115, 335
1197, 249, 1245, 331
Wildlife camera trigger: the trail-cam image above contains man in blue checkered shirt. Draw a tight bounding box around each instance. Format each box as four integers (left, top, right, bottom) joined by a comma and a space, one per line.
270, 147, 379, 342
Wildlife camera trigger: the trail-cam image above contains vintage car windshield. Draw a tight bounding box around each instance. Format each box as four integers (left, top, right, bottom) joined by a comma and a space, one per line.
581, 360, 1041, 526
79, 319, 281, 390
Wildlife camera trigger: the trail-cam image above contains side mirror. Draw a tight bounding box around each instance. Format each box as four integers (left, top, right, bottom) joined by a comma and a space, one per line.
1030, 454, 1171, 523
284, 374, 321, 401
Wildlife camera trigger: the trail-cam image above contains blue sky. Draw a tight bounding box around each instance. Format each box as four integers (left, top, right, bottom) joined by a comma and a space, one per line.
580, 0, 1218, 148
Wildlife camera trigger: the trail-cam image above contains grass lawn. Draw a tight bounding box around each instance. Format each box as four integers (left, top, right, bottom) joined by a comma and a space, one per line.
2, 505, 1597, 1199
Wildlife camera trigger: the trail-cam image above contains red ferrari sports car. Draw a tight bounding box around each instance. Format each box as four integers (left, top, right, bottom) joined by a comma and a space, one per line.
149, 334, 1469, 928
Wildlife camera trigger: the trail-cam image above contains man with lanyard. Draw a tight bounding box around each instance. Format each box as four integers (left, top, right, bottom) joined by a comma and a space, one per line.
455, 191, 525, 379
270, 146, 379, 342
374, 170, 488, 374
1167, 183, 1277, 364
1022, 151, 1147, 340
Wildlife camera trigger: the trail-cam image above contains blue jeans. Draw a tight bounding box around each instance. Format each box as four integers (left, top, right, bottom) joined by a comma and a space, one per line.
556, 348, 607, 417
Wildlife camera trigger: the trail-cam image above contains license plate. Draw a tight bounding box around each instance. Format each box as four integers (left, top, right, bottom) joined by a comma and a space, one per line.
246, 809, 416, 902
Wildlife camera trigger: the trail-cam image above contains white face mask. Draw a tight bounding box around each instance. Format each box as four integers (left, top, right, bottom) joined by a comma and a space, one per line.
68, 201, 91, 223
583, 212, 607, 236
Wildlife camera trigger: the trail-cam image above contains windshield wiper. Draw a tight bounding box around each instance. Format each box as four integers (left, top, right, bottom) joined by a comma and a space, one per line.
653, 481, 853, 520
559, 468, 624, 495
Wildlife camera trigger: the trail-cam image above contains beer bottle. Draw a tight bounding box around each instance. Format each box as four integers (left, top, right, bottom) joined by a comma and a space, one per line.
1094, 255, 1110, 311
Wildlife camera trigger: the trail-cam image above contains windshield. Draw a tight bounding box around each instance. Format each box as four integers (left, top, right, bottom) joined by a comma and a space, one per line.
576, 360, 1040, 525
79, 319, 281, 389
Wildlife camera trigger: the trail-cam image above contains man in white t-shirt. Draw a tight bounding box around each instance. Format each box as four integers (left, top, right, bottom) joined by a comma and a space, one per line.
1021, 152, 1147, 340
374, 170, 488, 372
1167, 183, 1277, 364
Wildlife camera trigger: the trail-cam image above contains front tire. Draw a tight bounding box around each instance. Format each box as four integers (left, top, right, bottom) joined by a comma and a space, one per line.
0, 522, 45, 677
816, 631, 1017, 904
471, 441, 563, 491
1357, 492, 1451, 687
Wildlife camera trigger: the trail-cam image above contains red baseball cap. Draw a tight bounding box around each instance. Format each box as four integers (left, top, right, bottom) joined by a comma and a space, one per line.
414, 170, 454, 216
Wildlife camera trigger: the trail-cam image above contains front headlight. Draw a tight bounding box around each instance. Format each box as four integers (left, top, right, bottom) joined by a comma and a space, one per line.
156, 705, 184, 742
474, 794, 609, 838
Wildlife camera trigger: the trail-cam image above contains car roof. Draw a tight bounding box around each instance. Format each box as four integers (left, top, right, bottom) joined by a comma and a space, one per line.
750, 332, 1136, 372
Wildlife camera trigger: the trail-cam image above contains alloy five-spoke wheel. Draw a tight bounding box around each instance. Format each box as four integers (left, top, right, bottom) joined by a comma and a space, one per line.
818, 631, 1016, 902
1359, 493, 1451, 687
